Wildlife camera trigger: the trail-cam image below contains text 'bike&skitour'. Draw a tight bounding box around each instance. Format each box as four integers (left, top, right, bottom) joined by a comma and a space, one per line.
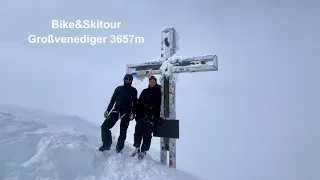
52, 20, 122, 29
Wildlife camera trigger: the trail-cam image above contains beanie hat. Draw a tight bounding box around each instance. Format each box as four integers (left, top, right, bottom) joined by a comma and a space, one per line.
124, 74, 133, 81
149, 75, 157, 82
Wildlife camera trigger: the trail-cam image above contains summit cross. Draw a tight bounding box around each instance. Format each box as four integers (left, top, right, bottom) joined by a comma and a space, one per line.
126, 27, 218, 168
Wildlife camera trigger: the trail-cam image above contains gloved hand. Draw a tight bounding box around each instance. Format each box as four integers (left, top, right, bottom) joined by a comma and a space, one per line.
135, 115, 143, 123
104, 110, 110, 119
155, 117, 164, 128
129, 113, 135, 121
126, 108, 135, 121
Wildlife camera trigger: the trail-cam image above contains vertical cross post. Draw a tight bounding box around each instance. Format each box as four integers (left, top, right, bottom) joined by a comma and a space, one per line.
159, 27, 177, 168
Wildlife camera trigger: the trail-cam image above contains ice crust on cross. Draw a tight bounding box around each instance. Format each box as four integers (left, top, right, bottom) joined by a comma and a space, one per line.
135, 54, 214, 83
161, 26, 180, 52
159, 54, 192, 76
159, 54, 214, 75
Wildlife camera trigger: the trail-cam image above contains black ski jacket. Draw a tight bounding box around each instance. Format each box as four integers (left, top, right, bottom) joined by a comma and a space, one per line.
107, 83, 138, 114
136, 84, 162, 123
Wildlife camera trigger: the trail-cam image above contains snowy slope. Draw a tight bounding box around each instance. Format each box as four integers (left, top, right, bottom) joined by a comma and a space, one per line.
0, 105, 200, 180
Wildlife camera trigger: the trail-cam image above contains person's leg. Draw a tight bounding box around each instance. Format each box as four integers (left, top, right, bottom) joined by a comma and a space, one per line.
130, 120, 143, 156
100, 112, 119, 151
133, 120, 143, 148
140, 122, 154, 153
116, 115, 130, 152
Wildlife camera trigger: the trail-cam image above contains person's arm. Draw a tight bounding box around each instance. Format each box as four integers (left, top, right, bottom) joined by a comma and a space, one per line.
135, 89, 146, 117
133, 88, 138, 109
154, 86, 162, 118
107, 86, 120, 112
131, 88, 138, 115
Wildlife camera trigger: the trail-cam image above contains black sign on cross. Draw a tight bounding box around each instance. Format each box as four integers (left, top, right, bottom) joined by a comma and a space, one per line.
126, 27, 218, 168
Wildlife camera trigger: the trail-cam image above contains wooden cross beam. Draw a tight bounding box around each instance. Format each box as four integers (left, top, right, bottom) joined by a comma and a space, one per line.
126, 27, 218, 168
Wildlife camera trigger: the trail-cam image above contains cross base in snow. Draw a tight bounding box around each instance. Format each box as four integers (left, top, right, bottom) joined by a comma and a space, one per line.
126, 26, 218, 168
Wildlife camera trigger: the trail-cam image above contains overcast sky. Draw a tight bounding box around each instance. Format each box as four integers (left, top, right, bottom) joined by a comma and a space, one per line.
0, 0, 319, 180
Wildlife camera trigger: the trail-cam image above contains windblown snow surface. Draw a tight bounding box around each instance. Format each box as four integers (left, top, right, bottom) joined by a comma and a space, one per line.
0, 105, 200, 180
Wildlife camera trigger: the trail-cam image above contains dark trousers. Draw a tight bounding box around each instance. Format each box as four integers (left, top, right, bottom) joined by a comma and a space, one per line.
101, 112, 130, 151
133, 120, 154, 152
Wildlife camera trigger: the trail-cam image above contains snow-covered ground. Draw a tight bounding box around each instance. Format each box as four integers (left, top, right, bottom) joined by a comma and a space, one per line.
0, 105, 200, 180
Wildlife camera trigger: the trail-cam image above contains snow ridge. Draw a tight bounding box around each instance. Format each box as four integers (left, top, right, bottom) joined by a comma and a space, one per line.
0, 105, 200, 180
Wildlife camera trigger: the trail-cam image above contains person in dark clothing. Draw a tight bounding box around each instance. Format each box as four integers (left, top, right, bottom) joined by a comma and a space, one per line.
130, 75, 162, 158
99, 74, 138, 153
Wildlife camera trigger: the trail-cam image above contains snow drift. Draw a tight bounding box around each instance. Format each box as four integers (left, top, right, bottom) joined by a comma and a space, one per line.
0, 105, 200, 180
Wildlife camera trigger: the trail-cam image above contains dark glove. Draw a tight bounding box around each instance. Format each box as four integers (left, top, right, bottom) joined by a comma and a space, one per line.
135, 115, 144, 123
104, 110, 109, 119
155, 117, 164, 128
125, 108, 135, 121
129, 113, 135, 121
104, 109, 113, 119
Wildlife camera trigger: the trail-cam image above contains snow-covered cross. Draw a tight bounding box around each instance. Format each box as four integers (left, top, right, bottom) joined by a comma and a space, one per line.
126, 27, 218, 168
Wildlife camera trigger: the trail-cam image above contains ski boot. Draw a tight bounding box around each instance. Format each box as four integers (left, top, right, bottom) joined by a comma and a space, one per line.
99, 145, 110, 152
130, 147, 140, 157
115, 148, 122, 154
138, 151, 146, 159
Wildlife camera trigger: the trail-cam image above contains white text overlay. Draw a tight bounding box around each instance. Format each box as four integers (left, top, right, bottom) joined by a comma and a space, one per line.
28, 34, 145, 45
52, 20, 121, 29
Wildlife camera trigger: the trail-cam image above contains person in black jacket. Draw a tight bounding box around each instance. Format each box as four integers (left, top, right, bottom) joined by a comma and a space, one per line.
130, 75, 162, 158
99, 74, 138, 153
